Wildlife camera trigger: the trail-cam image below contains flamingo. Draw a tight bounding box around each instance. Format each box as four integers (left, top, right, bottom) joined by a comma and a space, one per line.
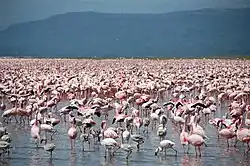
101, 120, 119, 139
31, 112, 41, 147
131, 134, 144, 151
0, 140, 11, 156
217, 120, 237, 147
80, 132, 91, 151
119, 143, 133, 159
44, 112, 60, 127
191, 113, 208, 140
143, 117, 150, 133
150, 110, 159, 129
0, 94, 6, 111
245, 106, 250, 128
159, 114, 168, 127
112, 142, 134, 159
180, 115, 189, 153
122, 126, 130, 143
235, 116, 250, 153
155, 140, 177, 156
44, 143, 56, 157
187, 125, 206, 157
112, 113, 127, 126
68, 118, 77, 150
133, 116, 143, 133
101, 138, 118, 158
157, 124, 167, 141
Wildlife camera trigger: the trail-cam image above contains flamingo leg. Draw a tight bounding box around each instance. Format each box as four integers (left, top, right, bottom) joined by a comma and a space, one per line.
198, 146, 201, 157
187, 144, 190, 154
171, 147, 177, 156
195, 146, 197, 156
113, 146, 120, 156
19, 117, 22, 124
15, 116, 18, 123
70, 139, 73, 150
126, 150, 132, 159
36, 138, 39, 148
82, 141, 85, 151
78, 126, 82, 133
234, 139, 238, 147
182, 145, 185, 153
227, 139, 229, 148
104, 147, 107, 158
64, 115, 66, 123
243, 142, 250, 154
137, 143, 140, 151
45, 131, 48, 143
217, 129, 220, 139
245, 146, 250, 154
73, 139, 76, 150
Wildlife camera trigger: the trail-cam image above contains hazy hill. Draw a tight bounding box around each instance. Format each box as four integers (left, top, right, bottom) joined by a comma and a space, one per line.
0, 8, 250, 58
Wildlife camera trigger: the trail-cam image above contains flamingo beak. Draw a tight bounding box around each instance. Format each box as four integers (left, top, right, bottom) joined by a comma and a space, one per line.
95, 111, 101, 117
112, 118, 116, 124
101, 121, 105, 129
216, 120, 221, 128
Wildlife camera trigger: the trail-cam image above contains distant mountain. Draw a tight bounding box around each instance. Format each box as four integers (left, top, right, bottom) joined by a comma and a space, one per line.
0, 8, 250, 58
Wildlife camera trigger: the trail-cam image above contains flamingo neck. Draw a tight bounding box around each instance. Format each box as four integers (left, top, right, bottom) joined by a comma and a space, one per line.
182, 119, 187, 133
238, 118, 243, 129
189, 125, 194, 135
102, 123, 107, 130
194, 114, 199, 127
71, 120, 76, 128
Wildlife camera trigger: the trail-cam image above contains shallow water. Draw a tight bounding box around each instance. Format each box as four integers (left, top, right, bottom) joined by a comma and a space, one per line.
1, 101, 250, 166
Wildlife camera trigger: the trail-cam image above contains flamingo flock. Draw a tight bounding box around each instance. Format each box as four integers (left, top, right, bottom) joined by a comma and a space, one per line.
0, 58, 250, 161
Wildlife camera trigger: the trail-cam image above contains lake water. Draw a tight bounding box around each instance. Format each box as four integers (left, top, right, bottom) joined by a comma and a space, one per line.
1, 101, 250, 166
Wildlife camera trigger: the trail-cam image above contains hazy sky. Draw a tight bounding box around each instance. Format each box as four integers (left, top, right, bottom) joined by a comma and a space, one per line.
0, 0, 250, 29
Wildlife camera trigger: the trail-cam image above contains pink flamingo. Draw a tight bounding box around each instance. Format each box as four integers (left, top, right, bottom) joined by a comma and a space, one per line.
101, 120, 119, 139
133, 116, 143, 134
217, 120, 237, 147
180, 115, 189, 153
112, 113, 127, 126
115, 90, 127, 103
187, 125, 206, 157
235, 116, 250, 153
31, 112, 41, 147
68, 118, 77, 150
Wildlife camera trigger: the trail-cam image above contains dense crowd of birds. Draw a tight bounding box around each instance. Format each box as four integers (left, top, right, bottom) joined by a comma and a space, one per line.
0, 58, 250, 161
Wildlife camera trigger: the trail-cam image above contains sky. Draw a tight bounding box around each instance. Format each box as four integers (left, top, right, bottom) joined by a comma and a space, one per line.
0, 0, 250, 29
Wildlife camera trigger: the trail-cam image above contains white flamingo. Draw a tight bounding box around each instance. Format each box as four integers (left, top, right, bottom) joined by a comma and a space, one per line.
155, 140, 177, 156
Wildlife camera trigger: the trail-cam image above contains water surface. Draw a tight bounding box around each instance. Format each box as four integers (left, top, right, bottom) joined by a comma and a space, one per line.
1, 101, 250, 166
